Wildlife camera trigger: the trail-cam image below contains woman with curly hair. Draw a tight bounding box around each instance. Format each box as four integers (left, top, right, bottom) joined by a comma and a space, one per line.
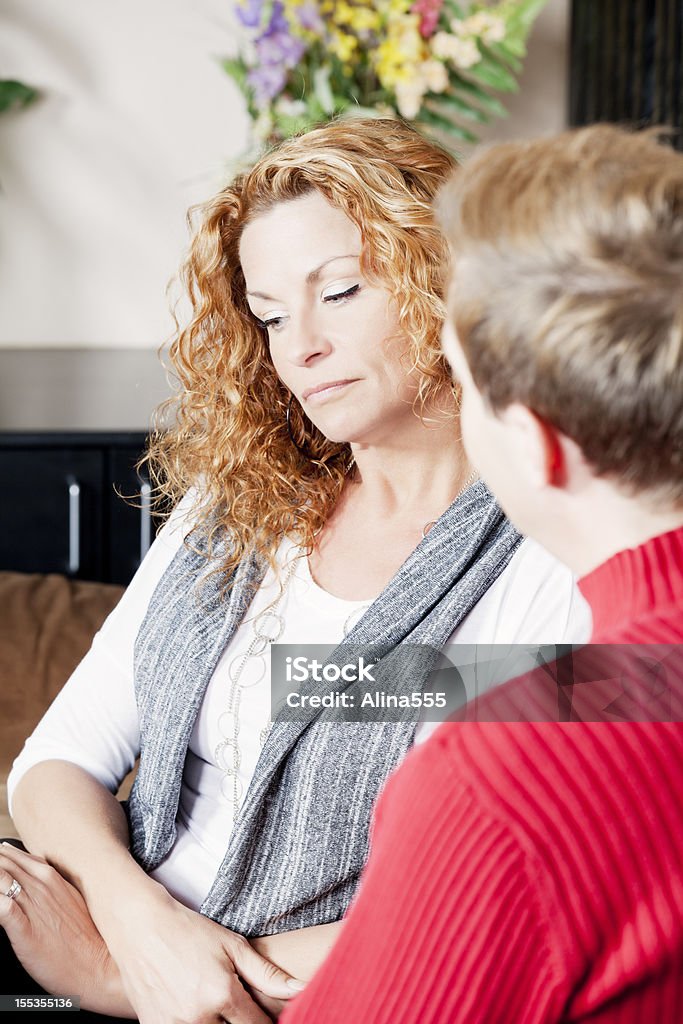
2, 117, 589, 1023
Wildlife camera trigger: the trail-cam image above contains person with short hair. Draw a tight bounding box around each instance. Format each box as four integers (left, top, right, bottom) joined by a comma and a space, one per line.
277, 124, 683, 1023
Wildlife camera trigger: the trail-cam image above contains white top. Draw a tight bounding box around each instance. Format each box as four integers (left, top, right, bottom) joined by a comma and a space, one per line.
7, 495, 592, 911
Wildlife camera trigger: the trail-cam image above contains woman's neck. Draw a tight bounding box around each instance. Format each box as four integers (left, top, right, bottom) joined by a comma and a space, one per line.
347, 414, 471, 520
308, 411, 474, 601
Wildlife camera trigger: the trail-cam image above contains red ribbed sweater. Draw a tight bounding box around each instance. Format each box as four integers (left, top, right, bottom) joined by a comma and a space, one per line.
281, 526, 683, 1023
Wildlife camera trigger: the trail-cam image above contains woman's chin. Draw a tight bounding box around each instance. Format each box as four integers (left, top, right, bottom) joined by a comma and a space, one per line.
309, 416, 368, 446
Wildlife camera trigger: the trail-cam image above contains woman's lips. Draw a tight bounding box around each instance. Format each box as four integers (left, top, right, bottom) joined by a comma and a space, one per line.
302, 379, 358, 405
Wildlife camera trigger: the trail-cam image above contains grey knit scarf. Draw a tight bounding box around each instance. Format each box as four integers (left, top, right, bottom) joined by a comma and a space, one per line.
126, 480, 522, 936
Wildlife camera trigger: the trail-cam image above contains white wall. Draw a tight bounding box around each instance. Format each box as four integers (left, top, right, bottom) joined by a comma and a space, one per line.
0, 0, 249, 349
0, 0, 567, 352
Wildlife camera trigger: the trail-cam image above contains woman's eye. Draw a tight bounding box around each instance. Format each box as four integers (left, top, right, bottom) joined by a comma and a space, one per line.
253, 285, 359, 329
324, 284, 360, 303
256, 316, 285, 331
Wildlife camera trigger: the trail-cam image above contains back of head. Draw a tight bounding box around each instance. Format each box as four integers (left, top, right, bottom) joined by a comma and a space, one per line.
436, 125, 683, 506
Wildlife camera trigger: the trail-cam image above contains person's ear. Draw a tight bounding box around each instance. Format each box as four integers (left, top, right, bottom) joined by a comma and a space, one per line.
498, 404, 566, 490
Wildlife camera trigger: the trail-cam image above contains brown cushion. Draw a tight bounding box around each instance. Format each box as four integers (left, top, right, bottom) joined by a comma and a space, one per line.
0, 571, 124, 776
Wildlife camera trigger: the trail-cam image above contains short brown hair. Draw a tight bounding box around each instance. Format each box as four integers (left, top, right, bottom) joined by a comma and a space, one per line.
435, 124, 683, 504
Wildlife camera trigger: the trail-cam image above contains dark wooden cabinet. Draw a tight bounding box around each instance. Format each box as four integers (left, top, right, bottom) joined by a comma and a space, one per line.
0, 432, 156, 585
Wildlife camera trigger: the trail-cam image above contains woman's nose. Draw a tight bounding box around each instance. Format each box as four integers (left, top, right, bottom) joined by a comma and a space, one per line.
288, 311, 333, 366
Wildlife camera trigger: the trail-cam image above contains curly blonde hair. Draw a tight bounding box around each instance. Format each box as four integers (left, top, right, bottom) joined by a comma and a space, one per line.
143, 117, 458, 581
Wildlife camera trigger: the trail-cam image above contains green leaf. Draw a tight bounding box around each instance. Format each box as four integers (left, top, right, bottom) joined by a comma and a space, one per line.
432, 90, 490, 124
503, 0, 550, 36
220, 58, 249, 92
448, 72, 509, 118
414, 107, 479, 143
0, 80, 39, 114
496, 35, 527, 59
307, 95, 331, 122
273, 111, 317, 137
500, 0, 550, 58
466, 55, 518, 93
442, 0, 467, 18
484, 41, 523, 73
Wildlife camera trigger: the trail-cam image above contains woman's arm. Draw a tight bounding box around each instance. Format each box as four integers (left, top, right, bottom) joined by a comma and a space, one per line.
251, 923, 343, 979
10, 758, 155, 911
248, 923, 344, 1019
0, 839, 136, 1018
11, 762, 305, 1023
7, 494, 303, 1023
0, 831, 342, 1024
1, 830, 343, 1021
1, 825, 341, 1021
0, 835, 320, 1021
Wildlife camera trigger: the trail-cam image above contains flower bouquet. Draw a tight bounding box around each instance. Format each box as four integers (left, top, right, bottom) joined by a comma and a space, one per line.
223, 0, 549, 152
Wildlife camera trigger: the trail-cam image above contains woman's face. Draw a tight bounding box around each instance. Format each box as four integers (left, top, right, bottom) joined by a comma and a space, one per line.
239, 190, 420, 446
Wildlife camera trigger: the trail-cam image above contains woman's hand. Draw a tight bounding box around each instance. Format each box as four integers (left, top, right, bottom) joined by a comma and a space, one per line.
0, 843, 132, 1017
0, 841, 306, 1024
100, 879, 306, 1024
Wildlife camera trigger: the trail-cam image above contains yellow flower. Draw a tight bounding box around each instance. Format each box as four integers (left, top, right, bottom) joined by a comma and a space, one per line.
374, 8, 428, 89
375, 39, 405, 87
253, 108, 274, 142
377, 0, 412, 15
396, 17, 423, 61
346, 6, 381, 33
329, 29, 359, 63
334, 1, 355, 26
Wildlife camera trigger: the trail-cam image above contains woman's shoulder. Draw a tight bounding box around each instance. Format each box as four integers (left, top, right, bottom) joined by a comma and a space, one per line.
492, 536, 581, 603
157, 486, 204, 545
499, 537, 593, 643
454, 537, 593, 645
505, 535, 569, 576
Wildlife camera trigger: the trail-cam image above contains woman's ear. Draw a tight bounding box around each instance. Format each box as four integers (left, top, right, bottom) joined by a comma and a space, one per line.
498, 404, 566, 490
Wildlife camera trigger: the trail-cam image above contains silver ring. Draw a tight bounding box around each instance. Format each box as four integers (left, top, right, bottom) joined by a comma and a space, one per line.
4, 878, 21, 900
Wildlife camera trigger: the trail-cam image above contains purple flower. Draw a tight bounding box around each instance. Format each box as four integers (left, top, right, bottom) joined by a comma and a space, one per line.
295, 1, 324, 33
267, 1, 290, 34
242, 0, 306, 109
236, 0, 264, 29
256, 29, 305, 68
247, 64, 288, 105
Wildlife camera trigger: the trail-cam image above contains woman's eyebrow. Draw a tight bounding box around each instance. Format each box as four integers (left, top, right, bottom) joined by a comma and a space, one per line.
246, 253, 360, 302
306, 253, 360, 284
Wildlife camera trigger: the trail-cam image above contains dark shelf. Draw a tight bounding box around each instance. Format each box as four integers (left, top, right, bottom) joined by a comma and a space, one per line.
0, 431, 155, 586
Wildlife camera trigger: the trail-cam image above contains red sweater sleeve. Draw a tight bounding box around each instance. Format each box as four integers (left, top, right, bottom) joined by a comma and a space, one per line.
280, 728, 563, 1024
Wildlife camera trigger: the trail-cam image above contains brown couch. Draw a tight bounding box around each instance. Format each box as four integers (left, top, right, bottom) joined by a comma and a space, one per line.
0, 571, 129, 838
